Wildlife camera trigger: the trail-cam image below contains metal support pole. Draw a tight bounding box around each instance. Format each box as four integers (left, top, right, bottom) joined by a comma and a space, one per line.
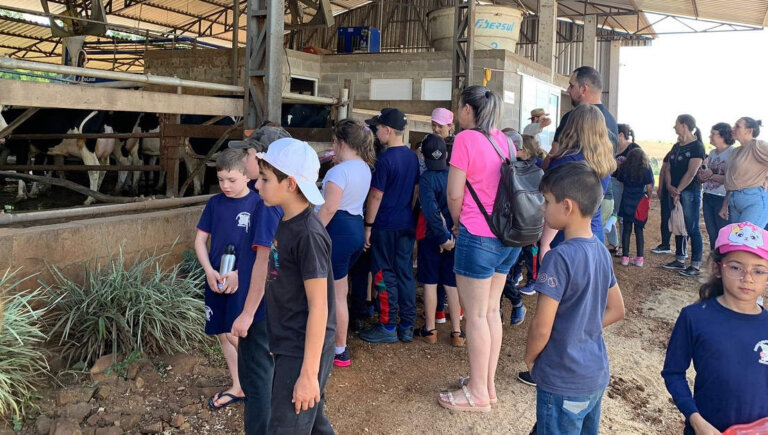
244, 0, 285, 129
451, 0, 475, 115
232, 0, 241, 87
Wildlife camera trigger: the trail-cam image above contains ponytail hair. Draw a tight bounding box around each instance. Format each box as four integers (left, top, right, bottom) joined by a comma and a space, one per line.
332, 119, 376, 168
460, 86, 503, 134
618, 123, 635, 143
741, 117, 762, 138
699, 250, 725, 301
677, 114, 702, 142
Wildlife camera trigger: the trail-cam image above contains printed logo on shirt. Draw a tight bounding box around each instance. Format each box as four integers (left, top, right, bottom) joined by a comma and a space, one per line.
204, 305, 213, 322
236, 212, 251, 233
755, 340, 768, 365
547, 276, 558, 288
267, 240, 280, 282
538, 272, 548, 283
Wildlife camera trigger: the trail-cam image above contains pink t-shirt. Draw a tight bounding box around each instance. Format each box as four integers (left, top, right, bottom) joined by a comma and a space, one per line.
450, 129, 516, 237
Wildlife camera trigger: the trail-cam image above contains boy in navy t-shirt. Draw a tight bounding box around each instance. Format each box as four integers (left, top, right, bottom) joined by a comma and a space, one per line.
227, 126, 286, 433
524, 162, 625, 434
360, 108, 420, 344
195, 148, 260, 410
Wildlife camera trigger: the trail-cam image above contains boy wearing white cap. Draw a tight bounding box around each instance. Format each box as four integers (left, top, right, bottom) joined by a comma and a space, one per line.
255, 138, 335, 434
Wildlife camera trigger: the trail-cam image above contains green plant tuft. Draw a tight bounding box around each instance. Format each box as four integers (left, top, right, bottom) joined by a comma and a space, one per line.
0, 269, 51, 423
42, 248, 208, 367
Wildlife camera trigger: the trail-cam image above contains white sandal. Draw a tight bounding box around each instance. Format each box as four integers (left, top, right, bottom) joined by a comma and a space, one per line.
437, 384, 491, 413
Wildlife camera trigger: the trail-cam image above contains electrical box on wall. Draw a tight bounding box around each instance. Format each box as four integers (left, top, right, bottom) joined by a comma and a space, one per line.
337, 27, 381, 53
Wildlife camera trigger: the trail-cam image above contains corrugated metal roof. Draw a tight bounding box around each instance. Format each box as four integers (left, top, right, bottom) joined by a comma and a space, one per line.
0, 0, 765, 72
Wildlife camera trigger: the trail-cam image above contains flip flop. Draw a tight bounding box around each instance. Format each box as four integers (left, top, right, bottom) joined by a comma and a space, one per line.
437, 385, 491, 413
208, 391, 245, 410
459, 376, 498, 404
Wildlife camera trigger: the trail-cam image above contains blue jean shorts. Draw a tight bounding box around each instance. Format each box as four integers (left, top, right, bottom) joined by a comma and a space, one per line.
454, 225, 520, 279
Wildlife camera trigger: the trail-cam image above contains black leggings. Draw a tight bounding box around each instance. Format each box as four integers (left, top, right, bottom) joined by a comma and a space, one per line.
621, 221, 645, 258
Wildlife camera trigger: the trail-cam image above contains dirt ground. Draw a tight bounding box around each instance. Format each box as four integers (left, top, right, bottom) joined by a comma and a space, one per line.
6, 197, 710, 434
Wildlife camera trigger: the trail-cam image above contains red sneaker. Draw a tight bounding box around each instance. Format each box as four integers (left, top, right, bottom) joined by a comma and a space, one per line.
435, 310, 446, 324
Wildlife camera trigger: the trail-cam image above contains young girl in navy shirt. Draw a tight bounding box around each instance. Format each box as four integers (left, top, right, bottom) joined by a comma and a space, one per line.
617, 147, 653, 267
662, 221, 768, 434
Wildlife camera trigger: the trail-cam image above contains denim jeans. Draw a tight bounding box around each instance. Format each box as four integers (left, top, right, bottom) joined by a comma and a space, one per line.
702, 193, 727, 250
269, 348, 334, 434
659, 186, 672, 248
535, 387, 605, 435
729, 186, 768, 229
675, 190, 703, 267
238, 318, 274, 435
454, 225, 521, 279
370, 228, 416, 328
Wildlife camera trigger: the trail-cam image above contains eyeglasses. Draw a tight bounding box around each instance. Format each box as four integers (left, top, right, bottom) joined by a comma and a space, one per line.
720, 262, 768, 281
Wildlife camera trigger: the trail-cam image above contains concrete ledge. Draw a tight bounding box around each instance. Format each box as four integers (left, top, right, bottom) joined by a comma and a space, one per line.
0, 206, 203, 289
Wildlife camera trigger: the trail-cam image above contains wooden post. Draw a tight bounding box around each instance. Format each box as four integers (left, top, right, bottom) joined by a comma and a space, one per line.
160, 113, 182, 198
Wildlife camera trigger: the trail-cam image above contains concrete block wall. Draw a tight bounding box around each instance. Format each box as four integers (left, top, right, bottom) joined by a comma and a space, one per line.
143, 47, 568, 130
0, 206, 202, 290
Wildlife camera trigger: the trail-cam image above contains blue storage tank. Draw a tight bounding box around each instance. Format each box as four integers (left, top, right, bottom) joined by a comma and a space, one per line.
337, 26, 380, 53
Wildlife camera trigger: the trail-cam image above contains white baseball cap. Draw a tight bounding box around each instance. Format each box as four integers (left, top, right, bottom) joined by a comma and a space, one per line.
257, 138, 325, 205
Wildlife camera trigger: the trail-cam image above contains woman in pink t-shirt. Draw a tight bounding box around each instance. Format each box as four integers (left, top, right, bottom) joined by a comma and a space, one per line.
438, 86, 521, 413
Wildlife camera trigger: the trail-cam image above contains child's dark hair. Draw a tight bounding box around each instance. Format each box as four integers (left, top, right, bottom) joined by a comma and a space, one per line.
257, 158, 308, 202
712, 122, 735, 145
216, 148, 247, 173
618, 124, 635, 143
699, 250, 725, 301
623, 147, 650, 183
539, 161, 603, 217
332, 119, 376, 167
258, 158, 288, 182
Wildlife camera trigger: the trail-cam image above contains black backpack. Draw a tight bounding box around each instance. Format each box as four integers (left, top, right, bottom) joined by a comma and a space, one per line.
465, 132, 545, 247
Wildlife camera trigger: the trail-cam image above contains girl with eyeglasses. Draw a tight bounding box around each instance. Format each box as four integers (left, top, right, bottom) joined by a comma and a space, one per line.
662, 221, 768, 434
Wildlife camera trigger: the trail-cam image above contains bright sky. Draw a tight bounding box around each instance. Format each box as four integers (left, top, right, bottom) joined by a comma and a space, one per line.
618, 28, 768, 142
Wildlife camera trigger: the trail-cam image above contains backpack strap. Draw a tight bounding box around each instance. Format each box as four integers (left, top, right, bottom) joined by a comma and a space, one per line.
463, 130, 514, 232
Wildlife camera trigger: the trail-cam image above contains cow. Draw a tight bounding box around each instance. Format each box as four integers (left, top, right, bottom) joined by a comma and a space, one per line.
1, 108, 116, 204
180, 114, 237, 195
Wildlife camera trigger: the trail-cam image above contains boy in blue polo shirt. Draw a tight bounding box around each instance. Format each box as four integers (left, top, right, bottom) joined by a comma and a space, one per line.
524, 162, 625, 434
360, 108, 420, 343
228, 126, 286, 434
195, 148, 261, 411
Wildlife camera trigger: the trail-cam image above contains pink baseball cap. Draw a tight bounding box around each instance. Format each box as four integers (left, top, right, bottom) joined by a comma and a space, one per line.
714, 222, 768, 261
431, 108, 454, 126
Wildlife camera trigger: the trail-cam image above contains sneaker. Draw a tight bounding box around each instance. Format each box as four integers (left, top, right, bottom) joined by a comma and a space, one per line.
679, 266, 701, 277
620, 256, 630, 266
397, 325, 414, 343
613, 247, 624, 258
519, 282, 536, 296
333, 347, 351, 367
435, 310, 446, 324
451, 330, 466, 347
517, 371, 536, 386
460, 309, 464, 321
415, 326, 437, 344
662, 260, 686, 270
632, 257, 644, 267
651, 245, 673, 254
514, 272, 524, 286
510, 304, 527, 326
359, 323, 398, 343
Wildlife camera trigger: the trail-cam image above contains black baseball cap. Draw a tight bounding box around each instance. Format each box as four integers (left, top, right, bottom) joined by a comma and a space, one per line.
365, 108, 407, 131
228, 125, 291, 152
421, 134, 448, 171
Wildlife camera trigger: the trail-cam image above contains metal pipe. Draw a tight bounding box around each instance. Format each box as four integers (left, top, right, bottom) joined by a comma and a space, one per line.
0, 165, 162, 172
282, 92, 338, 105
0, 195, 212, 226
0, 57, 244, 93
9, 132, 160, 140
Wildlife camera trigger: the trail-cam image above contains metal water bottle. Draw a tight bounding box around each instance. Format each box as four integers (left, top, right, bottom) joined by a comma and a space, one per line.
218, 244, 236, 290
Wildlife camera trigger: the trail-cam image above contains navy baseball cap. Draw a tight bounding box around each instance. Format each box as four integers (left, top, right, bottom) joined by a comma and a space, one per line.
365, 108, 407, 131
421, 134, 448, 171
